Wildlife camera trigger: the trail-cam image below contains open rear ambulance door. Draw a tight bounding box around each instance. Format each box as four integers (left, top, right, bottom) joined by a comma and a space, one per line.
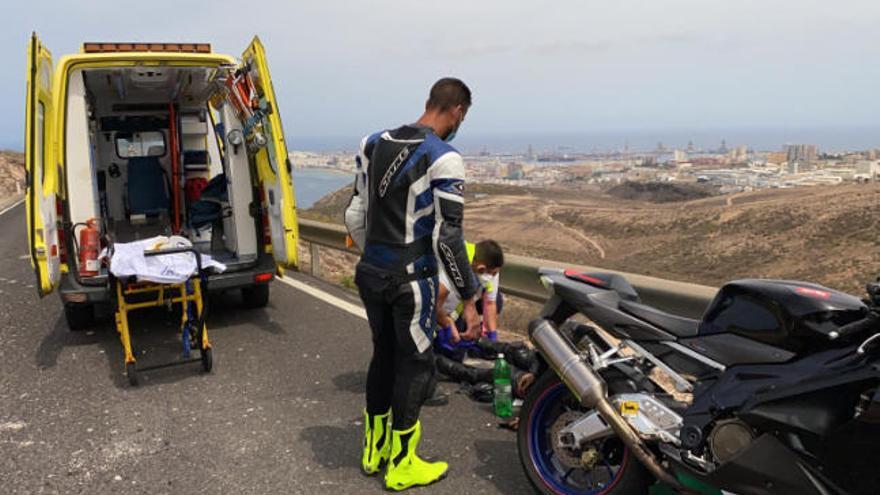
25, 33, 61, 297
240, 36, 299, 270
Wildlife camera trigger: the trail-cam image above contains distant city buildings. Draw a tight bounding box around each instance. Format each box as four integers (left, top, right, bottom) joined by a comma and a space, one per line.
766, 151, 788, 165
785, 144, 818, 165
673, 149, 688, 163
290, 151, 356, 172
290, 138, 879, 194
728, 145, 748, 164
505, 162, 525, 180
855, 160, 880, 181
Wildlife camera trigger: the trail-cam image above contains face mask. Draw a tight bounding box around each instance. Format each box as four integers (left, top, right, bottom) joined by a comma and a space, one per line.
479, 273, 494, 286
444, 108, 464, 142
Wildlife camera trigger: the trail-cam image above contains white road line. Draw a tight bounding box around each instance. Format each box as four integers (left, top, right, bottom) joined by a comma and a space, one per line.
278, 274, 526, 344
278, 275, 367, 320
0, 198, 24, 217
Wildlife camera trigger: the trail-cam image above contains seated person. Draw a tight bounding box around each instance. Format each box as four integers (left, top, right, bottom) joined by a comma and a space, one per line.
427, 240, 537, 404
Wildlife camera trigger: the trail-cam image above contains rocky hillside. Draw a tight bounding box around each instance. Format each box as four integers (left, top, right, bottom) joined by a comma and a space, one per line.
607, 181, 715, 203
300, 182, 544, 223
466, 183, 880, 295
300, 186, 351, 224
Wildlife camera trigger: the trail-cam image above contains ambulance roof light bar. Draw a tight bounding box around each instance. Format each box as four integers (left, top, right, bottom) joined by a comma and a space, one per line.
82, 43, 211, 54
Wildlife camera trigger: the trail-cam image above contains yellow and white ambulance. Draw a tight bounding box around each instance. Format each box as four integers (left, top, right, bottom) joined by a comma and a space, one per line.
24, 34, 299, 329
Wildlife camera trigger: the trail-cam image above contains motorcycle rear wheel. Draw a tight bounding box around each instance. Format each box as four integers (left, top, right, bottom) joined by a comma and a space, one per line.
517, 371, 653, 495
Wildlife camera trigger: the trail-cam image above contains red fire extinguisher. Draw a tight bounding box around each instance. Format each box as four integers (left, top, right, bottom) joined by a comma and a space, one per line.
78, 218, 101, 277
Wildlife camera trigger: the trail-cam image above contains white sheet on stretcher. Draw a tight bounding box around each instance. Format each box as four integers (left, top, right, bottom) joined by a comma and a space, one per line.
108, 236, 226, 284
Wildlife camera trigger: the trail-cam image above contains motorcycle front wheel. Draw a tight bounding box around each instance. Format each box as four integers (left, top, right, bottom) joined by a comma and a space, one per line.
517, 371, 653, 495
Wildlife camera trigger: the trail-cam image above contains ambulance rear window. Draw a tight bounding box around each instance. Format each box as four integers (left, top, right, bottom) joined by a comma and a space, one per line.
116, 131, 165, 158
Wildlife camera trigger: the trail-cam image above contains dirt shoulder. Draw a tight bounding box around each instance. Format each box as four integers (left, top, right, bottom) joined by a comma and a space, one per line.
0, 151, 25, 203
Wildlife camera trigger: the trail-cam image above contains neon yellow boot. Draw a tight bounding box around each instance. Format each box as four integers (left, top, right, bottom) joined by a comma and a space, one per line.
385, 421, 448, 491
362, 409, 392, 475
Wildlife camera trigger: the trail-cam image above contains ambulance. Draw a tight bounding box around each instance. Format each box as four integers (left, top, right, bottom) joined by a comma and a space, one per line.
24, 34, 299, 330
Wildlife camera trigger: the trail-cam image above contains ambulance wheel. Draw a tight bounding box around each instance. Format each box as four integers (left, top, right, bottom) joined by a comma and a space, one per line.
201, 347, 213, 373
64, 303, 95, 331
126, 363, 139, 387
241, 284, 270, 308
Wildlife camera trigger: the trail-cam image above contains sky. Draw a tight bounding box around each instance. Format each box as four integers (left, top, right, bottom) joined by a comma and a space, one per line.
5, 0, 880, 152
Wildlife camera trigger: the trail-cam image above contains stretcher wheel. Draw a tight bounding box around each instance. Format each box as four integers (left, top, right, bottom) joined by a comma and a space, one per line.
126, 362, 139, 386
201, 347, 213, 373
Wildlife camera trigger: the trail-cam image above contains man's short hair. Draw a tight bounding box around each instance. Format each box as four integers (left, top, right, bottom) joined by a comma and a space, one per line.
426, 77, 472, 112
474, 240, 504, 269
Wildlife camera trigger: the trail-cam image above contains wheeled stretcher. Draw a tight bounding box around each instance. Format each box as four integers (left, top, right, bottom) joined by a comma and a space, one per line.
112, 247, 213, 386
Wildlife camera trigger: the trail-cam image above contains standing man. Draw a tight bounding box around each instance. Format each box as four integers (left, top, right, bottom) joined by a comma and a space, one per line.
344, 78, 480, 491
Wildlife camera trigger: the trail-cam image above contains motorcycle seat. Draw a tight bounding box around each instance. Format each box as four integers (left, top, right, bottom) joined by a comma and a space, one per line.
618, 299, 700, 338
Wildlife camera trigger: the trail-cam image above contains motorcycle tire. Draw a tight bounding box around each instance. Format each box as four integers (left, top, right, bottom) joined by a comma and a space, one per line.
517, 371, 653, 495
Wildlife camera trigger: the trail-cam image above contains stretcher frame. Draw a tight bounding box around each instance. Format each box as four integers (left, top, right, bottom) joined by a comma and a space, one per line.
112, 247, 213, 386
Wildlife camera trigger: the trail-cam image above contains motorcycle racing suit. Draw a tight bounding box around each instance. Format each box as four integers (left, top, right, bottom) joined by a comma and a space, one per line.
345, 124, 479, 430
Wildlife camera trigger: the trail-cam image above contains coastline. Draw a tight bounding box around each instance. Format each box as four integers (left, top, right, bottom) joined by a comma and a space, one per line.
292, 167, 354, 209
293, 166, 353, 177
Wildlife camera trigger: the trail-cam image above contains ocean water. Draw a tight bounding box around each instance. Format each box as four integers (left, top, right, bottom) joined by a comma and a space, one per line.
292, 168, 353, 209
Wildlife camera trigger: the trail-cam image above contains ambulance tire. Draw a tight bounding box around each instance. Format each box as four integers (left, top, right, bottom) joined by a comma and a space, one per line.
64, 303, 95, 331
241, 284, 270, 309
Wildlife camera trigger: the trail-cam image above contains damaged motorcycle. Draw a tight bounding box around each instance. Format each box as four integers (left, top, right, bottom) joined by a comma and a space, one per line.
518, 268, 880, 495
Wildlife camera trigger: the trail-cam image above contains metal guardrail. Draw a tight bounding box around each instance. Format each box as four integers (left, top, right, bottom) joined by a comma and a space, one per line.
298, 219, 356, 252
298, 218, 718, 319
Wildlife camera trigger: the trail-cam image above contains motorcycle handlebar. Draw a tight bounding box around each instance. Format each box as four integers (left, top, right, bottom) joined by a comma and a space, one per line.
836, 312, 880, 340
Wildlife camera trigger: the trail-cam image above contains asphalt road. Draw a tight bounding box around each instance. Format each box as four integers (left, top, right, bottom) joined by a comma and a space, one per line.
0, 203, 535, 494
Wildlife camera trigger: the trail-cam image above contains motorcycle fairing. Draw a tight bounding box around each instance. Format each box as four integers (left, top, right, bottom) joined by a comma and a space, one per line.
541, 269, 677, 342
673, 348, 877, 494
619, 299, 700, 338
684, 347, 872, 436
677, 333, 796, 367
682, 433, 850, 495
700, 279, 867, 353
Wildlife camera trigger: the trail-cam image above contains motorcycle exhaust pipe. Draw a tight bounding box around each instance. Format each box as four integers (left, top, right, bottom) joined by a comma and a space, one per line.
529, 318, 683, 490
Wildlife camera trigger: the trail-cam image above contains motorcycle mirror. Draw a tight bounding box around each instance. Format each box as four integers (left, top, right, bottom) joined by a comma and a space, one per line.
867, 282, 880, 305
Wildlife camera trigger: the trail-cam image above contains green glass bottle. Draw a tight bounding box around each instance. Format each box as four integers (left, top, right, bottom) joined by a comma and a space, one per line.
493, 353, 513, 417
